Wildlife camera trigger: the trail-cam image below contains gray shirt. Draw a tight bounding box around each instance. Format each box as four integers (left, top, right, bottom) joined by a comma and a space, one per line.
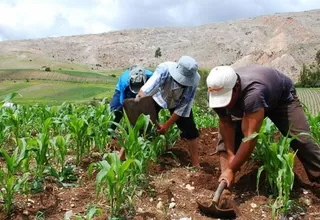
214, 65, 295, 118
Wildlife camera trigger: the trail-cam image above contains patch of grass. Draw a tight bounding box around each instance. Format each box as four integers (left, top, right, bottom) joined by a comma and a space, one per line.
54, 69, 113, 79
0, 80, 115, 104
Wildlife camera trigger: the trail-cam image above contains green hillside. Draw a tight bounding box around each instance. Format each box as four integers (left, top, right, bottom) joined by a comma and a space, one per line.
0, 68, 123, 104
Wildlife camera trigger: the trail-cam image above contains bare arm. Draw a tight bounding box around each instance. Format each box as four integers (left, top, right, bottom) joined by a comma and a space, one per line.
165, 112, 180, 127
219, 116, 236, 161
229, 108, 265, 172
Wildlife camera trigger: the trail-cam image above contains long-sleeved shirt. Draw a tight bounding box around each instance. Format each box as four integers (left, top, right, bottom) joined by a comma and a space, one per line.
141, 62, 200, 117
114, 69, 153, 105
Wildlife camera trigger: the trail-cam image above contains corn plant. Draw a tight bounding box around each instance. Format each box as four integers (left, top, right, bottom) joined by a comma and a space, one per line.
91, 102, 114, 152
73, 205, 103, 220
116, 112, 162, 169
251, 118, 278, 162
305, 110, 320, 144
88, 153, 134, 218
158, 109, 180, 148
28, 118, 52, 177
0, 139, 29, 215
248, 119, 299, 219
2, 106, 22, 145
0, 116, 9, 148
68, 115, 91, 164
193, 105, 219, 128
50, 134, 76, 182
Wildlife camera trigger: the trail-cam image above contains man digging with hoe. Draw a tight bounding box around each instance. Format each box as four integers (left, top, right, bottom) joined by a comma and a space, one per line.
199, 64, 320, 218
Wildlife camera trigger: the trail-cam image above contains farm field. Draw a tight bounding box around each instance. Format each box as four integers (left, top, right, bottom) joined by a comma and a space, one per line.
296, 88, 320, 116
0, 80, 114, 105
1, 69, 320, 115
0, 68, 319, 220
0, 68, 122, 104
0, 100, 319, 220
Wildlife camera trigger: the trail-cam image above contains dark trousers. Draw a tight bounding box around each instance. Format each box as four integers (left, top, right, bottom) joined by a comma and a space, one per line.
109, 89, 136, 131
217, 95, 320, 183
154, 101, 199, 140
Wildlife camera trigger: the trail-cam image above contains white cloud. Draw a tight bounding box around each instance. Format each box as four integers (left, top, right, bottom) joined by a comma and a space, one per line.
0, 0, 319, 40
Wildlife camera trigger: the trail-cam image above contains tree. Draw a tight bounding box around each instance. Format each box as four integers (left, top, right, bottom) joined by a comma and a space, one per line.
155, 47, 162, 58
316, 49, 320, 66
298, 64, 320, 87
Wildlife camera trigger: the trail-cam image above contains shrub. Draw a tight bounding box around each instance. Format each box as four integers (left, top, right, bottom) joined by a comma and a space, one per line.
297, 49, 320, 88
155, 47, 162, 58
298, 64, 320, 87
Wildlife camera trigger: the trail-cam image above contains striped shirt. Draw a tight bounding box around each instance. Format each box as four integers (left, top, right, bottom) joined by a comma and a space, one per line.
141, 62, 199, 117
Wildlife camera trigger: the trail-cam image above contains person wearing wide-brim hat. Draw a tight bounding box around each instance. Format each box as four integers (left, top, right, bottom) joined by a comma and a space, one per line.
206, 64, 320, 188
135, 56, 201, 167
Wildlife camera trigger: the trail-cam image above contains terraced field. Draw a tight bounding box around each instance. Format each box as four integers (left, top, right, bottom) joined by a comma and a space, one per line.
0, 69, 120, 104
296, 88, 320, 116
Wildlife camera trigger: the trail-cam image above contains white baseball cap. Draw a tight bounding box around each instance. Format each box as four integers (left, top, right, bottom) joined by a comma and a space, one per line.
206, 66, 237, 108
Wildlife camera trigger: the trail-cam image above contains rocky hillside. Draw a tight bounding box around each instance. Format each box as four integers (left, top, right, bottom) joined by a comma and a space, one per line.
1, 9, 320, 82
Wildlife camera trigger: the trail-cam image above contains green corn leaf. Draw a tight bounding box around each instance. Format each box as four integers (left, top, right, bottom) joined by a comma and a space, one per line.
242, 132, 259, 142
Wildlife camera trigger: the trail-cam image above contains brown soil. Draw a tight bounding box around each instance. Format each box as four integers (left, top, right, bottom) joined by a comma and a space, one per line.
1, 128, 320, 220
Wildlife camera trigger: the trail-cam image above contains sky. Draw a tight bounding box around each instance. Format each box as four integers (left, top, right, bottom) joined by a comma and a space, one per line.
0, 0, 319, 41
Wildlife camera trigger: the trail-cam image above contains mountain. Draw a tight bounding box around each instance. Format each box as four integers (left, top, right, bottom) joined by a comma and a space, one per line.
1, 9, 320, 82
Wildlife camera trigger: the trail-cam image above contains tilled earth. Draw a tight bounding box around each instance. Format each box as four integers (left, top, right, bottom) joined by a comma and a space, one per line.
1, 128, 320, 220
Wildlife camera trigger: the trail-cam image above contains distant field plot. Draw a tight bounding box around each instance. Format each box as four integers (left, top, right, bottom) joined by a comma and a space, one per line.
0, 68, 121, 104
296, 88, 320, 115
0, 80, 115, 104
0, 69, 118, 83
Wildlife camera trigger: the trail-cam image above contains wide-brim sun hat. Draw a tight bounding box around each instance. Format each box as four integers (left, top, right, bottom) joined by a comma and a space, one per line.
129, 65, 146, 94
169, 56, 200, 86
206, 66, 237, 108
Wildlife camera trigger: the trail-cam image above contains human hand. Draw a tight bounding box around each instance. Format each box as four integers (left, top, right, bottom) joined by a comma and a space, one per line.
156, 123, 169, 134
219, 168, 235, 188
134, 94, 141, 102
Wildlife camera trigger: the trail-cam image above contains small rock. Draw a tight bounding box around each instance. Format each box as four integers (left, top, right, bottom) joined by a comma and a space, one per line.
302, 188, 309, 195
250, 203, 257, 208
157, 201, 164, 210
301, 198, 312, 206
71, 204, 75, 208
179, 218, 192, 220
171, 197, 175, 202
186, 184, 195, 191
137, 208, 144, 213
300, 212, 305, 216
158, 197, 162, 201
27, 199, 35, 203
289, 217, 293, 220
91, 152, 101, 158
64, 210, 73, 220
150, 198, 154, 202
169, 202, 176, 209
262, 214, 266, 217
23, 210, 29, 215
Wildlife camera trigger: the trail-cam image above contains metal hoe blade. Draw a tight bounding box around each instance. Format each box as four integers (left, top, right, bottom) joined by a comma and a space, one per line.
197, 181, 236, 219
123, 96, 159, 127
